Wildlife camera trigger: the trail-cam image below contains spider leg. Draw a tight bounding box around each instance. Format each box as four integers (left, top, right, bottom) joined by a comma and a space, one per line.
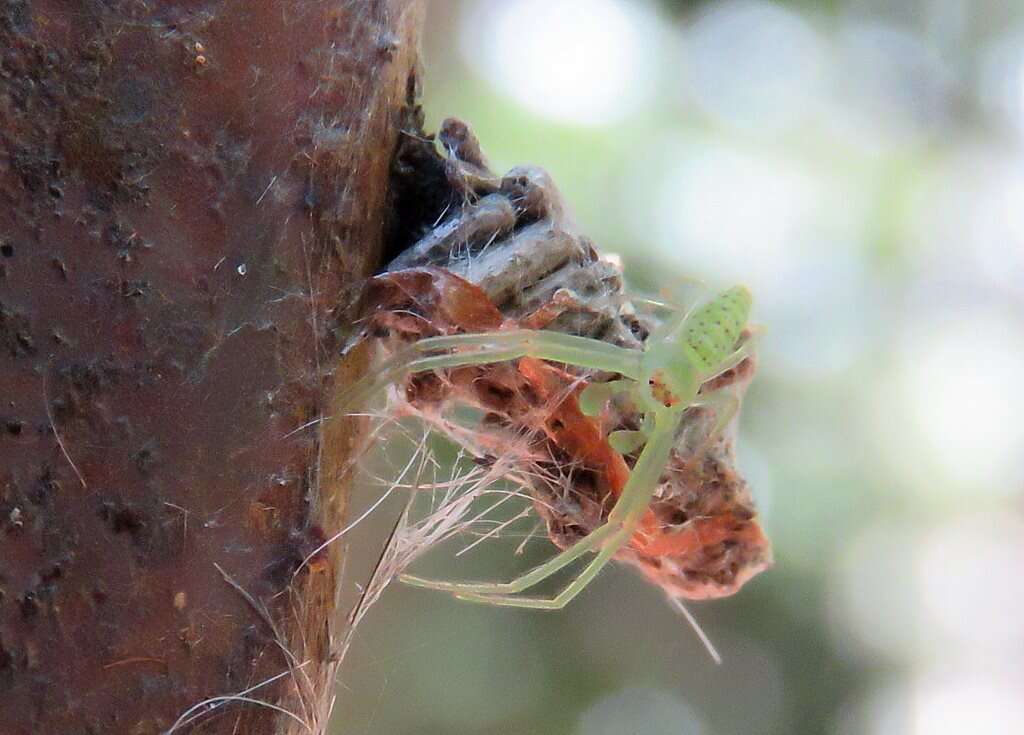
400, 409, 680, 608
632, 276, 706, 316
702, 334, 758, 383
677, 339, 756, 459
659, 277, 708, 312
690, 388, 741, 446
449, 534, 626, 609
608, 430, 646, 454
400, 521, 625, 596
579, 378, 634, 416
645, 286, 707, 344
684, 331, 758, 455
342, 330, 642, 411
415, 330, 643, 378
339, 343, 526, 411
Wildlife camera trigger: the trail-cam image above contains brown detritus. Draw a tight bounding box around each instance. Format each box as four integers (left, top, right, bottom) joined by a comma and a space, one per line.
545, 435, 772, 600
438, 117, 501, 197
438, 117, 490, 172
345, 120, 770, 609
352, 265, 769, 601
357, 267, 504, 339
1, 2, 426, 733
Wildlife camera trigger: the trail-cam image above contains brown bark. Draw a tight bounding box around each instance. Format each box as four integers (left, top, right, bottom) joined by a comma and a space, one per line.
0, 1, 425, 733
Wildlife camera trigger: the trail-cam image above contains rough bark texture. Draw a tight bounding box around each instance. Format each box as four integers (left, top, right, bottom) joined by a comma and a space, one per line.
0, 1, 425, 733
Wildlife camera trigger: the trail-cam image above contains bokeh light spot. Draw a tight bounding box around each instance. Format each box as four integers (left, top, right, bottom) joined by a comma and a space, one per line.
841, 671, 1024, 735
644, 140, 822, 298
683, 0, 827, 134
917, 512, 1024, 655
460, 0, 659, 125
828, 520, 923, 664
575, 686, 707, 735
892, 312, 1024, 493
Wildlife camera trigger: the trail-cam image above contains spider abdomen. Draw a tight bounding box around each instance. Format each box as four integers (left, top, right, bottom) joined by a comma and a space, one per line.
681, 286, 752, 376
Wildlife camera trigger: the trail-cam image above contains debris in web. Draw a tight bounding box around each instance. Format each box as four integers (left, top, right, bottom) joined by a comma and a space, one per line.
333, 117, 771, 659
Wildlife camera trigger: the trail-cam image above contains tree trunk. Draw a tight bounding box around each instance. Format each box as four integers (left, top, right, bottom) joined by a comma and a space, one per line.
0, 2, 425, 732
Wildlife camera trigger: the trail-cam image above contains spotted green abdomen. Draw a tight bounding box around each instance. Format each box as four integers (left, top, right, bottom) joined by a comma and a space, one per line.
681, 286, 752, 375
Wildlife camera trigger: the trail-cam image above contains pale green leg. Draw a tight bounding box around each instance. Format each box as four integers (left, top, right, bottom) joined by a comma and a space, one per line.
691, 389, 740, 443
683, 337, 757, 455
579, 379, 634, 416
676, 387, 742, 465
342, 329, 643, 411
608, 430, 647, 454
340, 345, 526, 411
701, 337, 757, 383
585, 380, 647, 450
644, 288, 706, 344
415, 329, 643, 378
632, 277, 705, 321
400, 409, 680, 609
400, 521, 625, 595
684, 337, 756, 446
450, 529, 629, 609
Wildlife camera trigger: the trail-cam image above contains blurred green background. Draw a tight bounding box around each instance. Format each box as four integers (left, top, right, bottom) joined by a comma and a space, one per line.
332, 1, 1024, 733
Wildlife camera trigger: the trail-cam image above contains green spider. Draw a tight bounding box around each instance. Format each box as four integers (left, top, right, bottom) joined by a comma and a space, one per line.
343, 285, 755, 609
